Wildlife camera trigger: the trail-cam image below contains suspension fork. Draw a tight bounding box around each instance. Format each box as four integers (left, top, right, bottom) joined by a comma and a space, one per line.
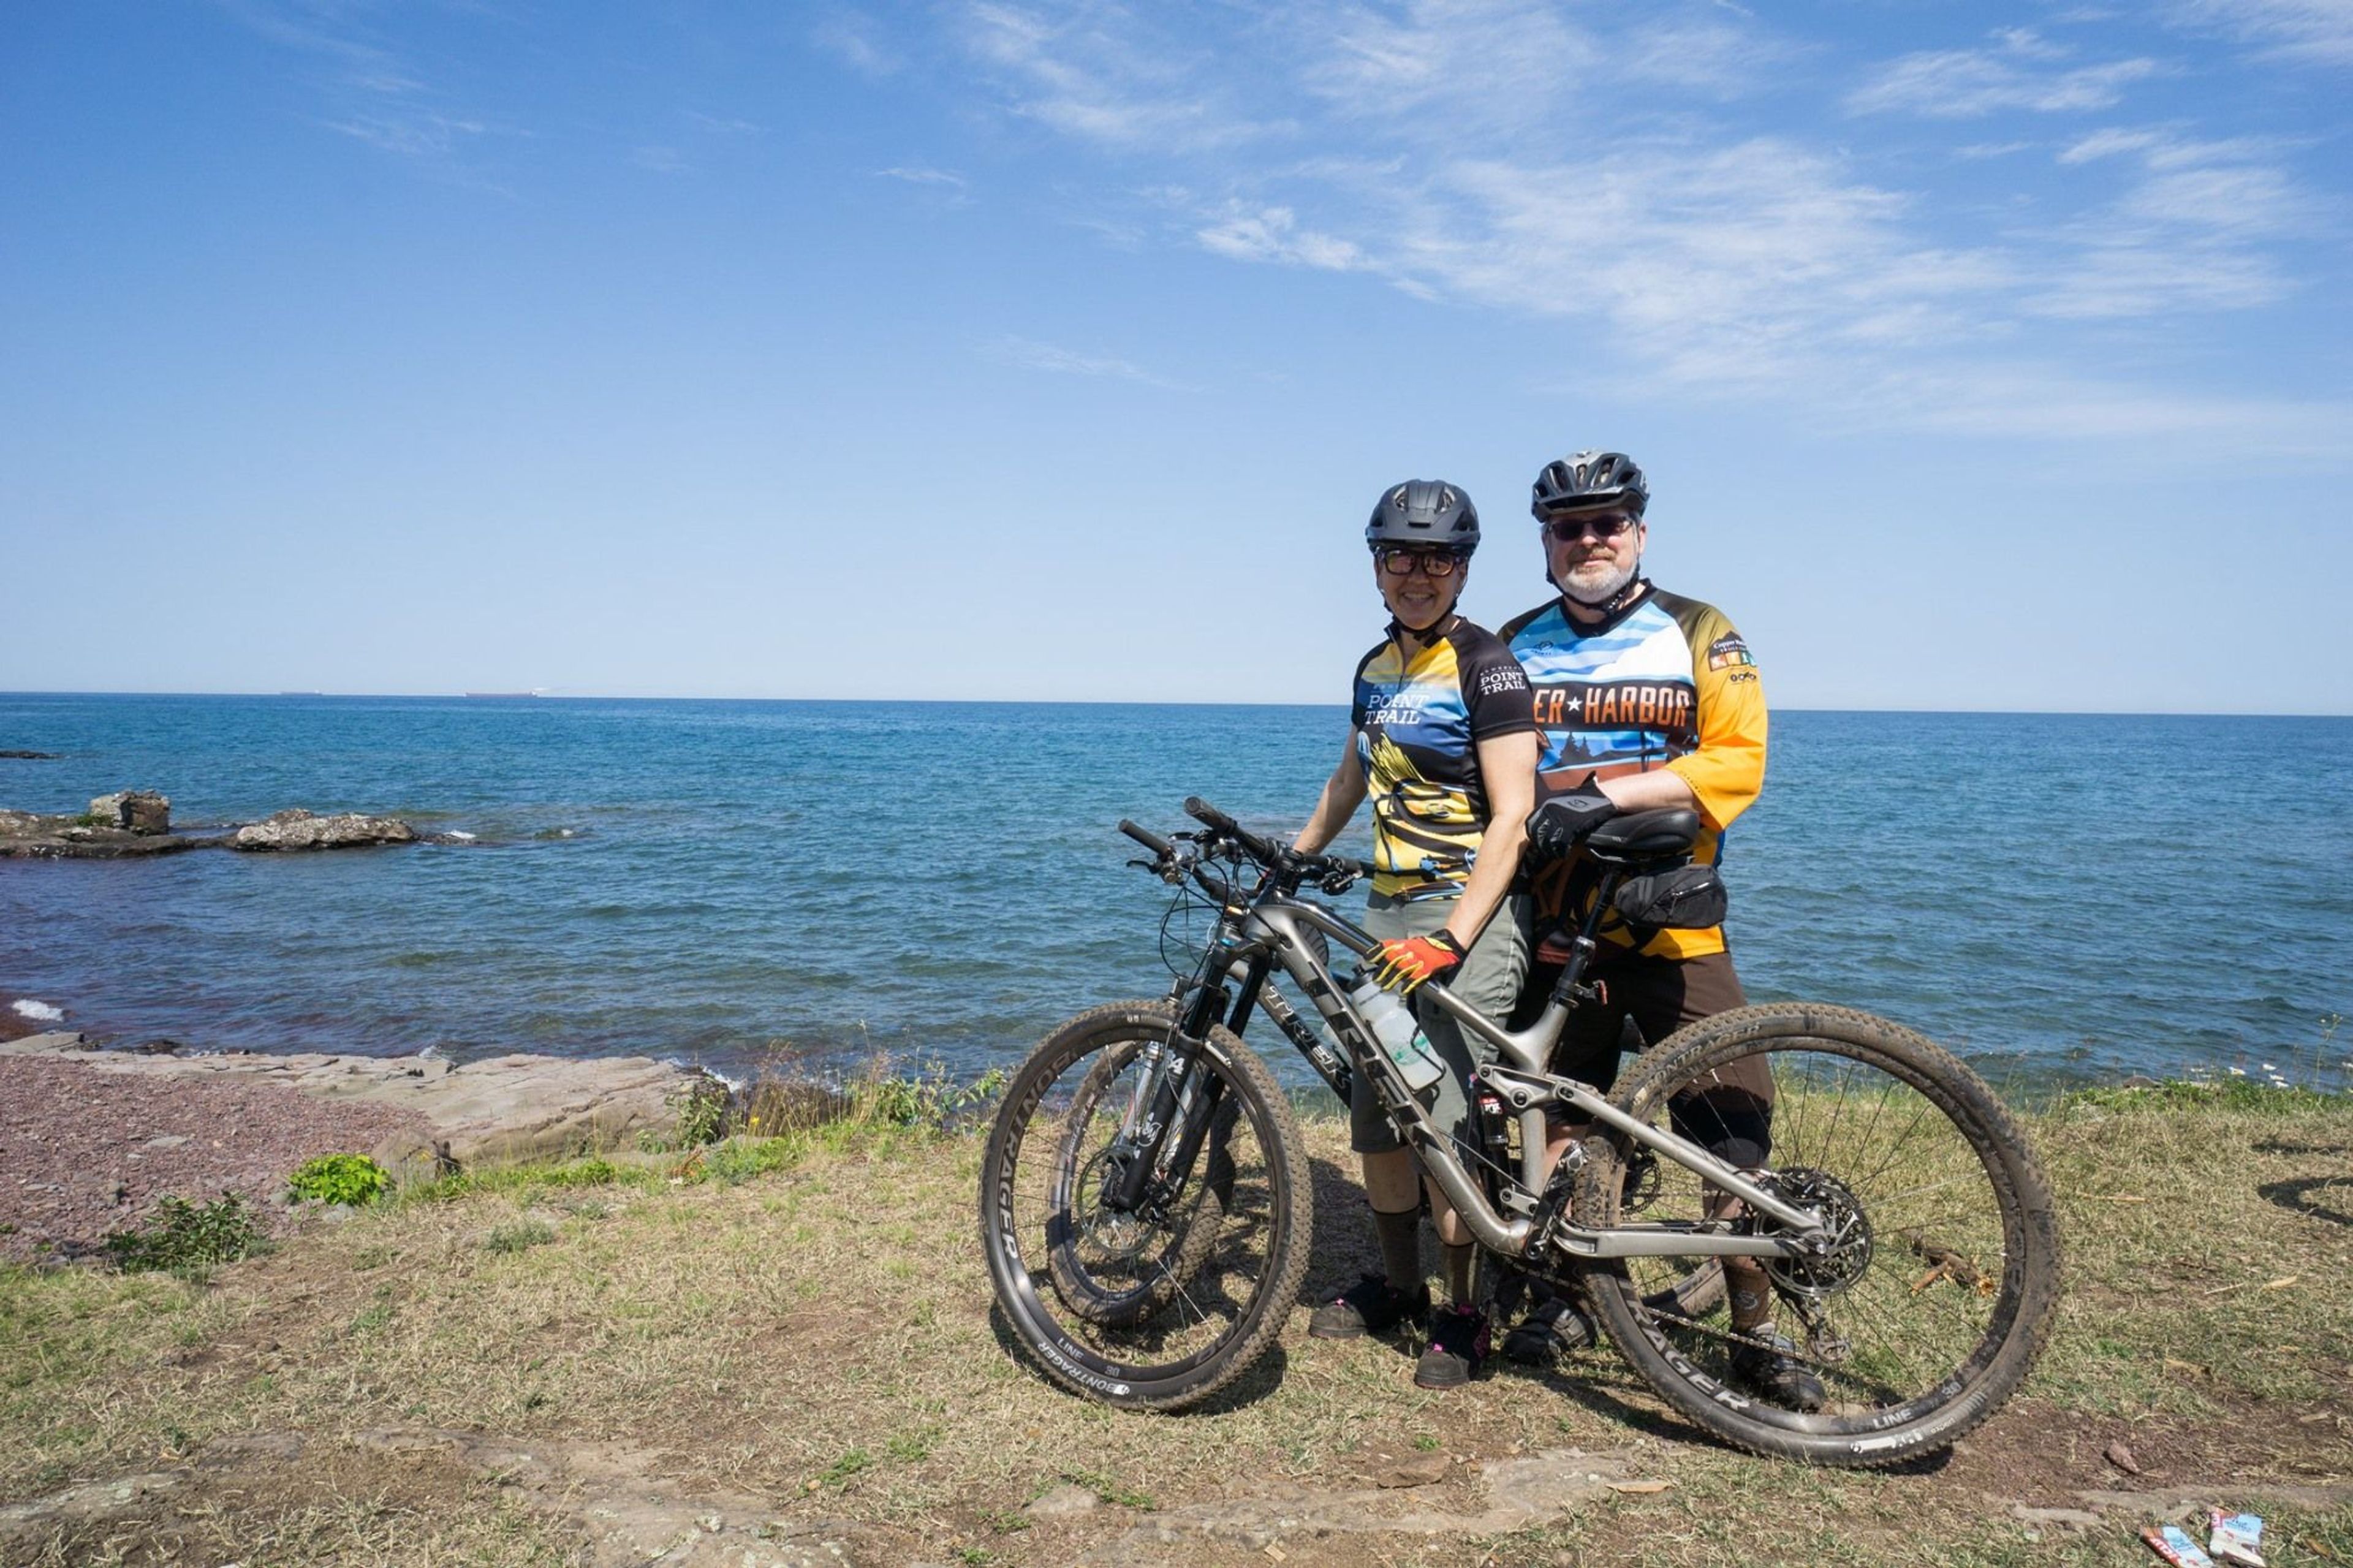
1105, 932, 1248, 1213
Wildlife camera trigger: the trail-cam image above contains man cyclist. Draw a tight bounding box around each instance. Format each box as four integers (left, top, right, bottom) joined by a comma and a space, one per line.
1288, 479, 1539, 1389
1495, 450, 1823, 1411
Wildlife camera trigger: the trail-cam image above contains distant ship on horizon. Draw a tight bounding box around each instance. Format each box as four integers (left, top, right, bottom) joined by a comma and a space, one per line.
463, 689, 549, 699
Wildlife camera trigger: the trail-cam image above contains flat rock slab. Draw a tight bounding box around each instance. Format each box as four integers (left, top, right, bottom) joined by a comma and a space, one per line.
1085, 1447, 1655, 1563
0, 1428, 911, 1568
0, 1032, 698, 1178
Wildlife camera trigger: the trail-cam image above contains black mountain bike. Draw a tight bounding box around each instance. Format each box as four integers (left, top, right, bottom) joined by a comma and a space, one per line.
979, 798, 2060, 1466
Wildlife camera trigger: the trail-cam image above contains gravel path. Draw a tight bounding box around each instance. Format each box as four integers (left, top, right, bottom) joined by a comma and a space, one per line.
0, 1055, 432, 1264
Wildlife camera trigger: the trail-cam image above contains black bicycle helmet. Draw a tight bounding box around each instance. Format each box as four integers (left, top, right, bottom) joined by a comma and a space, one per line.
1366, 479, 1480, 555
1531, 450, 1648, 517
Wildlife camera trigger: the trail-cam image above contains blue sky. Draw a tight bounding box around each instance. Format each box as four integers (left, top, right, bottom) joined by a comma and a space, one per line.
3, 1, 2347, 711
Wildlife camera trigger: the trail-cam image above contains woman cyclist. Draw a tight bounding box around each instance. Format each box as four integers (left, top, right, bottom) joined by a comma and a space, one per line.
1287, 479, 1539, 1388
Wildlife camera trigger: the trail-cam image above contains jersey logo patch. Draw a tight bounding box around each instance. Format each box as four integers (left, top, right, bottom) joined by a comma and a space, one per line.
1707, 634, 1754, 670
1476, 665, 1529, 697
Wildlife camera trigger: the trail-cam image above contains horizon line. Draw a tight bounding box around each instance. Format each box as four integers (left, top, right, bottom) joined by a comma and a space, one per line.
4, 689, 2351, 721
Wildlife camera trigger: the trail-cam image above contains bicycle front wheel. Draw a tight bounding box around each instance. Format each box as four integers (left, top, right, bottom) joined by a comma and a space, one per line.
979, 1001, 1311, 1411
1573, 1004, 2061, 1466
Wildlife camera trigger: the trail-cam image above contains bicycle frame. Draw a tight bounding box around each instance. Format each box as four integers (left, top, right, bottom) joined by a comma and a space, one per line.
1123, 820, 1832, 1270
1237, 896, 1825, 1260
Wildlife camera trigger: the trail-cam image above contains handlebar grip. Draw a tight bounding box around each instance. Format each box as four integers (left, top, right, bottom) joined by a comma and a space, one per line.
1181, 796, 1235, 831
1184, 796, 1283, 865
1118, 819, 1172, 856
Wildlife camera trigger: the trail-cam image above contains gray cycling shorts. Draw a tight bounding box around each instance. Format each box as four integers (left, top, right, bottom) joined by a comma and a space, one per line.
1349, 892, 1529, 1156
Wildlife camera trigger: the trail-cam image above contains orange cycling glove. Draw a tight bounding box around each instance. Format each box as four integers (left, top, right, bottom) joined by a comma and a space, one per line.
1366, 930, 1466, 994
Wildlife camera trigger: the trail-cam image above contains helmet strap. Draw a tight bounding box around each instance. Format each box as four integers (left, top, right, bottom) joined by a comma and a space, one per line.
1559, 570, 1651, 624
1389, 611, 1458, 651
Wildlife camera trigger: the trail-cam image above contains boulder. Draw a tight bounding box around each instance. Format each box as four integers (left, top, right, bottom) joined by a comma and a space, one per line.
88, 791, 170, 835
229, 808, 417, 852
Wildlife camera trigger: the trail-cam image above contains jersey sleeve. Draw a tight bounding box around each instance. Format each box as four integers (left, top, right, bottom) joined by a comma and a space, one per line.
1664, 605, 1767, 831
1455, 632, 1538, 742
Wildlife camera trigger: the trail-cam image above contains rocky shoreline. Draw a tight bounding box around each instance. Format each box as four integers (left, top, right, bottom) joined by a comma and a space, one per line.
0, 1031, 706, 1265
0, 789, 439, 858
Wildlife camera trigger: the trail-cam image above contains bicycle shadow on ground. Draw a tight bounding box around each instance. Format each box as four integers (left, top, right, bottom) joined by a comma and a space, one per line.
982, 1301, 1295, 1415
2251, 1139, 2353, 1227
1300, 1153, 1389, 1305
2257, 1173, 2353, 1227
1490, 1355, 1955, 1474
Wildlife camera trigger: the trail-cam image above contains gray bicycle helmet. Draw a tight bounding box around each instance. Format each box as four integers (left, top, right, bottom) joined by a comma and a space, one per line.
1531, 450, 1648, 517
1366, 479, 1480, 555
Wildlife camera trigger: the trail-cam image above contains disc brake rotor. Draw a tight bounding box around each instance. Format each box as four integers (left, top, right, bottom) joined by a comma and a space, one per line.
1749, 1166, 1875, 1300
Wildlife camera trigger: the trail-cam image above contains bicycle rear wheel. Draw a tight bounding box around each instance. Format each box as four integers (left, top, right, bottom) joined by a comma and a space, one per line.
980, 1001, 1311, 1411
1574, 1004, 2060, 1466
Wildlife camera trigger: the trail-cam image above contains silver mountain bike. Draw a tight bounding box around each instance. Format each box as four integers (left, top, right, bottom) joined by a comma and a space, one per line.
979, 797, 2060, 1466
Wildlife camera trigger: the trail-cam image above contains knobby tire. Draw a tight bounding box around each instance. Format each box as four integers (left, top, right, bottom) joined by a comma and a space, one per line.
1572, 1004, 2061, 1467
979, 1001, 1312, 1411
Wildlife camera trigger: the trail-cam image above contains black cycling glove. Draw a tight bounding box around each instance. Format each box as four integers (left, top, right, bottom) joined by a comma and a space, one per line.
1526, 779, 1619, 859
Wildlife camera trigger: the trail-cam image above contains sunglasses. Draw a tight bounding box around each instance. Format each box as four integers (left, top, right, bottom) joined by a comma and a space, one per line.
1544, 514, 1639, 543
1374, 547, 1463, 578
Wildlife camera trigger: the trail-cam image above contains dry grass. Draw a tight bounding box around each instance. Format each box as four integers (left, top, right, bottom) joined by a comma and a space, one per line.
1, 1086, 2347, 1566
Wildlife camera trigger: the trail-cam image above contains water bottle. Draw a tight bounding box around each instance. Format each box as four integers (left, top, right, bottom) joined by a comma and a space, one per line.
1347, 973, 1445, 1091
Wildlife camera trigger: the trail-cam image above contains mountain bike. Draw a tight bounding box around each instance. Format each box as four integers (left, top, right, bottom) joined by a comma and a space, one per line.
979, 797, 2061, 1465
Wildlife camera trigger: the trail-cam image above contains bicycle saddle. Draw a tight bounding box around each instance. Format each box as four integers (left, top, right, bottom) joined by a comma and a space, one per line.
1585, 808, 1700, 863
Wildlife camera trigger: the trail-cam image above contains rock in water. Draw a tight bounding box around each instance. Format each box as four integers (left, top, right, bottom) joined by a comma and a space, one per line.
229, 808, 417, 852
88, 791, 171, 834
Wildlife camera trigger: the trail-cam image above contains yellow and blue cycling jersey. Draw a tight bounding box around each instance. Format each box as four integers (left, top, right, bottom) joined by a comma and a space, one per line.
1351, 619, 1536, 901
1500, 586, 1767, 958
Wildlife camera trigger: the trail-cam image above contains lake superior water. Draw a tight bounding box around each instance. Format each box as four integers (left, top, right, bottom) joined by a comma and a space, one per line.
2, 694, 2347, 1094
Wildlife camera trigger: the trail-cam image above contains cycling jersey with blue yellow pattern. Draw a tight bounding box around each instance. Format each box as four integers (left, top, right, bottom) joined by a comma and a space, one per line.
1351, 618, 1536, 901
1500, 585, 1767, 958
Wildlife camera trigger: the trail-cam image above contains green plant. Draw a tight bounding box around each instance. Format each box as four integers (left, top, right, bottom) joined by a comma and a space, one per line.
701, 1135, 807, 1186
855, 1062, 1009, 1132
668, 1075, 728, 1147
817, 1449, 871, 1487
103, 1194, 263, 1274
1060, 1469, 1155, 1510
483, 1219, 556, 1254
287, 1153, 393, 1206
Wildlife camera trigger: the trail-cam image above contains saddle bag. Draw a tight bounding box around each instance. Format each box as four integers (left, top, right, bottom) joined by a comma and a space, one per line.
1612, 863, 1729, 931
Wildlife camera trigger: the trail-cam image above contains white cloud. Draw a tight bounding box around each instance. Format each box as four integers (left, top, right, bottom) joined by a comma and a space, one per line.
2162, 0, 2353, 65
811, 10, 902, 75
326, 112, 489, 159
1195, 204, 1362, 270
878, 165, 969, 188
2031, 127, 2307, 316
222, 0, 519, 177
930, 2, 2340, 451
685, 112, 764, 136
961, 2, 1279, 151
982, 335, 1186, 388
1302, 0, 1593, 116
1847, 31, 2161, 118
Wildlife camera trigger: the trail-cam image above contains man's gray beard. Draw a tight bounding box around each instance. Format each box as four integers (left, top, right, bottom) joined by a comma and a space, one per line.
1562, 556, 1639, 606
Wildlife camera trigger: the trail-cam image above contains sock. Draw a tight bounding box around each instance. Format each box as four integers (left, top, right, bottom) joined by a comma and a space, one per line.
1373, 1205, 1422, 1295
1726, 1260, 1773, 1333
1442, 1241, 1476, 1307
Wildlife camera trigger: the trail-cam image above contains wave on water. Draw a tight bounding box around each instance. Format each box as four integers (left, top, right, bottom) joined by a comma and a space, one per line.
11, 999, 64, 1022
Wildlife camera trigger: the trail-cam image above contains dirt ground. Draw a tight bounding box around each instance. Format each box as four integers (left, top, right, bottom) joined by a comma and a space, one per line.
0, 1053, 433, 1265
3, 1086, 2349, 1567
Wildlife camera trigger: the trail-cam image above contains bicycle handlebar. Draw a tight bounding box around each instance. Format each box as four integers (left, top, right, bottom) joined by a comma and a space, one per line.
1169, 797, 1375, 888
1118, 819, 1172, 857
